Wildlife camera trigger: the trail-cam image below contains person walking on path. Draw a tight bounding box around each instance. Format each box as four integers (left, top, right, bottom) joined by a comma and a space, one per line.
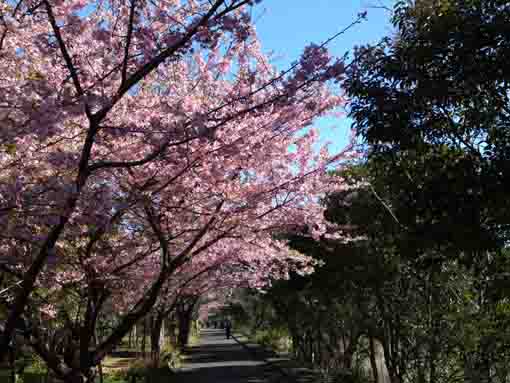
225, 319, 232, 339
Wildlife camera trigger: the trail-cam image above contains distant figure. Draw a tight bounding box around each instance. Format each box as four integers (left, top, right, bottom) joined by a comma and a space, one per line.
213, 321, 217, 329
225, 320, 232, 339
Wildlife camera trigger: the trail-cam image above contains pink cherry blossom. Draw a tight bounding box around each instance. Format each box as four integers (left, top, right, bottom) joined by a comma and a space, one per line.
0, 1, 355, 379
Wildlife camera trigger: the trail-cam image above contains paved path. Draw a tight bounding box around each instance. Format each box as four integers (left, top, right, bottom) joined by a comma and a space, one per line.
174, 329, 288, 383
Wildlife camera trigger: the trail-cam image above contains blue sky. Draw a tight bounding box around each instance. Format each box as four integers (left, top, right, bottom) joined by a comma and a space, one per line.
252, 0, 395, 153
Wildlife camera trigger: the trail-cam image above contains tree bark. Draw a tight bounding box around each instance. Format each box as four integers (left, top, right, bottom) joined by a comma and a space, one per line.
9, 347, 15, 383
177, 314, 191, 349
141, 317, 147, 356
150, 313, 165, 366
369, 336, 379, 383
134, 324, 138, 351
177, 302, 195, 350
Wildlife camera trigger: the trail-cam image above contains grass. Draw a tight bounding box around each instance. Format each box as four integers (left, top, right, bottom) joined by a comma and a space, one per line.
102, 354, 138, 374
0, 369, 12, 381
0, 371, 50, 383
101, 336, 152, 375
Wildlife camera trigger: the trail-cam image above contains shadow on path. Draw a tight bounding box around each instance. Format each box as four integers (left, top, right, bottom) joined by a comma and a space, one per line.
174, 329, 286, 383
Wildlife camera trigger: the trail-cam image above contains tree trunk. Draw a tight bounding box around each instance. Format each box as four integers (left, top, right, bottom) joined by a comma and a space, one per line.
381, 334, 400, 383
151, 314, 165, 366
177, 315, 191, 349
134, 323, 139, 352
177, 307, 193, 350
141, 318, 147, 356
9, 347, 15, 383
369, 336, 379, 383
167, 319, 177, 347
94, 330, 104, 383
161, 318, 165, 347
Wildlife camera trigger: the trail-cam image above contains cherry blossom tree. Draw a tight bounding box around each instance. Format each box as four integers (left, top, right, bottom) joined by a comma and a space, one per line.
0, 0, 359, 381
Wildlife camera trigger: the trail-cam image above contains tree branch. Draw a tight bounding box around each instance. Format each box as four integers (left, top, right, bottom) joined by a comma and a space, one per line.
93, 0, 227, 122
121, 0, 137, 86
43, 0, 91, 118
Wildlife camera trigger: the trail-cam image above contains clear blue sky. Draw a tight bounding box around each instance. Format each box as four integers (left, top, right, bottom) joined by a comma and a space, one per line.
253, 0, 395, 153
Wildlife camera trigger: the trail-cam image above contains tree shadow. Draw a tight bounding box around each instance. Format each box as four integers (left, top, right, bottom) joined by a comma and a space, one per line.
174, 329, 288, 383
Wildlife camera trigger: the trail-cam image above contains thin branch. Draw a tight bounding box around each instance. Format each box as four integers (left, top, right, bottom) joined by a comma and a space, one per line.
93, 0, 227, 122
167, 199, 225, 272
88, 135, 195, 171
43, 0, 91, 118
367, 182, 407, 229
121, 0, 137, 85
215, 0, 252, 18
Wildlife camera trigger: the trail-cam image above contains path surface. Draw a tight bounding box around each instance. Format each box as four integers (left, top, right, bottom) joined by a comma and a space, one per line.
174, 328, 289, 383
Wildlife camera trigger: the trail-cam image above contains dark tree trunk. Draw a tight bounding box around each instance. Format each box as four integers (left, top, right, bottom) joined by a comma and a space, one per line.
141, 317, 147, 356
177, 314, 191, 349
369, 336, 379, 383
382, 337, 399, 383
151, 313, 165, 366
9, 347, 15, 383
94, 330, 104, 383
177, 305, 194, 349
167, 318, 177, 347
134, 323, 139, 351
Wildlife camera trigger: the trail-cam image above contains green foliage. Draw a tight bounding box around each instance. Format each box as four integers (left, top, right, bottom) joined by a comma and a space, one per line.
0, 370, 12, 380
102, 370, 129, 383
236, 162, 510, 382
330, 369, 372, 383
0, 352, 52, 383
24, 354, 47, 375
160, 344, 183, 370
342, 3, 510, 378
17, 374, 47, 383
252, 327, 292, 353
346, 0, 510, 253
125, 358, 152, 379
104, 358, 178, 383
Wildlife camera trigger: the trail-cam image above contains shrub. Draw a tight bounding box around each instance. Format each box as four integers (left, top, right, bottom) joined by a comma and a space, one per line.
327, 368, 371, 383
18, 353, 52, 383
24, 363, 46, 375
253, 328, 292, 353
125, 358, 151, 382
103, 377, 125, 383
103, 370, 129, 383
160, 344, 182, 371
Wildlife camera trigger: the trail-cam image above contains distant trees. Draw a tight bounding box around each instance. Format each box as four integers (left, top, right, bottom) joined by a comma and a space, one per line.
236, 165, 510, 382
